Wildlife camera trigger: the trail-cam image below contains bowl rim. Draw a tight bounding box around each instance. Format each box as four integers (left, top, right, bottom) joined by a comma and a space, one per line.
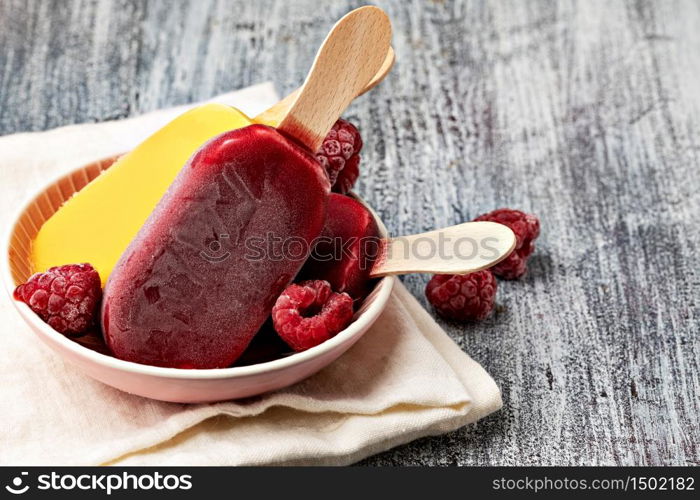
2, 159, 395, 380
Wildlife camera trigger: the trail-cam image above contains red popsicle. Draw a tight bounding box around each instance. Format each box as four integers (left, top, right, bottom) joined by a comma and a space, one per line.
299, 194, 521, 306
102, 126, 330, 368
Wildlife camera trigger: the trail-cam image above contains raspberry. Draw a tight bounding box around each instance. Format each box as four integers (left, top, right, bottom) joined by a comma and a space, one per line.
474, 208, 540, 279
425, 271, 497, 321
333, 154, 360, 195
13, 263, 101, 336
272, 280, 354, 352
316, 119, 363, 194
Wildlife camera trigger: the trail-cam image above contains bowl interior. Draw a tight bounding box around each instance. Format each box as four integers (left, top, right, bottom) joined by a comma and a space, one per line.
3, 156, 393, 378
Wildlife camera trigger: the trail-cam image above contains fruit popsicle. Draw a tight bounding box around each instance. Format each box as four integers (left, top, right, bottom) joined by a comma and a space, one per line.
299, 193, 381, 300
102, 125, 330, 368
32, 104, 252, 284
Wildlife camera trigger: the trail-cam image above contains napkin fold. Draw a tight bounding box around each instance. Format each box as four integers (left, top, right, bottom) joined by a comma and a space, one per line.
0, 84, 502, 465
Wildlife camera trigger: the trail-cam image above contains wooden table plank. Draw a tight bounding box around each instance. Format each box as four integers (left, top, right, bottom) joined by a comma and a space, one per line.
1, 0, 698, 465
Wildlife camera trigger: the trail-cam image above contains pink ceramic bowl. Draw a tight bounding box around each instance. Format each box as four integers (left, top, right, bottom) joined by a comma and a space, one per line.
3, 156, 394, 403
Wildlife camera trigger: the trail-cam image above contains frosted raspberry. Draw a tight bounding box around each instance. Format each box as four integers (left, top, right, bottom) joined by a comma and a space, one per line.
474, 208, 540, 279
316, 119, 363, 193
13, 263, 102, 336
333, 154, 360, 195
272, 280, 354, 352
425, 271, 497, 321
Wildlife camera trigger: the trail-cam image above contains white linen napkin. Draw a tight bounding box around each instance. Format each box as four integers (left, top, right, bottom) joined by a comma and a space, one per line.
0, 83, 502, 465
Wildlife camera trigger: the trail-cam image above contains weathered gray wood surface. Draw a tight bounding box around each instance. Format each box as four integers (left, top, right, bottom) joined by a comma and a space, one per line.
1, 0, 698, 465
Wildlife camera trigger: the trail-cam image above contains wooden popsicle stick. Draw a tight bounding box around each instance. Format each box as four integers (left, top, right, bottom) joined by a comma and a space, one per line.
370, 222, 517, 277
277, 6, 392, 151
254, 47, 395, 127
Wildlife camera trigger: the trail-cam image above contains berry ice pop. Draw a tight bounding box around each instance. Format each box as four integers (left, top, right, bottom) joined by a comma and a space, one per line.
102, 125, 330, 368
300, 195, 520, 303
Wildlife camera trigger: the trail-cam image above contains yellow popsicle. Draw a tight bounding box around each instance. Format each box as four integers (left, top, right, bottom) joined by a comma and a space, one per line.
31, 103, 253, 283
